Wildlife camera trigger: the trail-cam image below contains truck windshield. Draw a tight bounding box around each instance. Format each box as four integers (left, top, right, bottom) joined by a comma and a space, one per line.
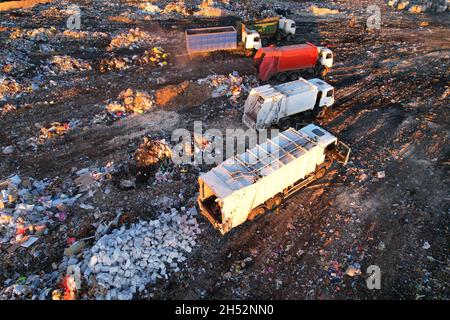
327, 89, 334, 97
291, 23, 296, 28
326, 53, 332, 59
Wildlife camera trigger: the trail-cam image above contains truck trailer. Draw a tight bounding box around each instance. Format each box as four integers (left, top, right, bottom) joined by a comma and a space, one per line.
197, 124, 351, 234
240, 16, 296, 47
242, 78, 335, 130
254, 43, 334, 81
185, 25, 262, 54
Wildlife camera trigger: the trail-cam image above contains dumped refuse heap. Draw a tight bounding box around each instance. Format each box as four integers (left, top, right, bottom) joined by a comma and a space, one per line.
134, 138, 172, 168
105, 89, 154, 119
73, 207, 201, 300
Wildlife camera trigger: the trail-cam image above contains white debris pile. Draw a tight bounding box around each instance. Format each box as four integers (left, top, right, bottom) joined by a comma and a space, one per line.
44, 55, 92, 75
0, 175, 82, 246
197, 71, 259, 106
78, 207, 201, 299
0, 76, 23, 101
107, 28, 158, 51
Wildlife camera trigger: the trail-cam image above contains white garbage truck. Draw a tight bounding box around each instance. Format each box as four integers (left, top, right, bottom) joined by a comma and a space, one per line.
197, 124, 350, 234
242, 78, 335, 131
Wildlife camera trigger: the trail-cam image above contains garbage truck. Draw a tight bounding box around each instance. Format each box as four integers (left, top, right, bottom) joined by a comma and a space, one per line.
239, 16, 296, 47
254, 43, 334, 81
242, 78, 335, 130
197, 124, 351, 234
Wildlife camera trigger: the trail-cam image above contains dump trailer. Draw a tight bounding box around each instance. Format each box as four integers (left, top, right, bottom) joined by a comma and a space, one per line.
240, 16, 296, 46
185, 26, 261, 54
242, 78, 335, 130
254, 43, 334, 81
197, 124, 351, 234
185, 26, 238, 54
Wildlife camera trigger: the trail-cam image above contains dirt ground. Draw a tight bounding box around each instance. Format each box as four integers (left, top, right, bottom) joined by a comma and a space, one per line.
0, 0, 449, 299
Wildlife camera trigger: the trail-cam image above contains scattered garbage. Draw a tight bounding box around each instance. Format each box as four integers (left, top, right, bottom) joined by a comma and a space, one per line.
2, 145, 15, 154
377, 171, 386, 179
45, 55, 92, 76
422, 241, 431, 250
344, 263, 362, 277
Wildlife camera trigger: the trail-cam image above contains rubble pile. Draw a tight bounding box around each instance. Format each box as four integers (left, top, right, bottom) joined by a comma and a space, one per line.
73, 207, 201, 299
105, 89, 154, 119
45, 55, 92, 75
134, 138, 172, 168
0, 175, 81, 247
107, 28, 157, 51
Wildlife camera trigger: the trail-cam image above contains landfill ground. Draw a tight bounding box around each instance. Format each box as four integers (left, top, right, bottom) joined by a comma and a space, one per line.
0, 0, 449, 300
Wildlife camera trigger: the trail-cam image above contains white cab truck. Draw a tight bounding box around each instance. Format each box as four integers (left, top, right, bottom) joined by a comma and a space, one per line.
242, 78, 335, 131
197, 124, 351, 234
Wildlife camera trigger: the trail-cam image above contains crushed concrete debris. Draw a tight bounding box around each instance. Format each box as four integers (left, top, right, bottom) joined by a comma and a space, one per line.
67, 207, 200, 299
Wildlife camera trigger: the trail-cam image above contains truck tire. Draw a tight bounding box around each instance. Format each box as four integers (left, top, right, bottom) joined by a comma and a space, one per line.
319, 66, 329, 78
276, 32, 282, 42
279, 118, 292, 130
248, 206, 266, 221
286, 34, 293, 42
315, 167, 327, 179
262, 38, 269, 47
289, 72, 299, 81
276, 72, 288, 82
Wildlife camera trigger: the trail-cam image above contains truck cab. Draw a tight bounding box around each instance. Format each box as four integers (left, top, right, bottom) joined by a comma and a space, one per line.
318, 47, 334, 69
242, 28, 262, 50
309, 78, 335, 107
278, 17, 296, 36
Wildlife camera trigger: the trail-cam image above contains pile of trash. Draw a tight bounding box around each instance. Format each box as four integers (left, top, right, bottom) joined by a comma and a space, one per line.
0, 77, 22, 101
107, 28, 157, 51
75, 207, 201, 299
105, 89, 154, 120
162, 1, 192, 16
0, 103, 16, 116
137, 2, 162, 14
9, 27, 58, 43
134, 138, 172, 168
97, 55, 130, 73
197, 72, 259, 106
37, 120, 81, 144
0, 175, 82, 248
309, 5, 340, 15
136, 47, 169, 67
44, 55, 92, 75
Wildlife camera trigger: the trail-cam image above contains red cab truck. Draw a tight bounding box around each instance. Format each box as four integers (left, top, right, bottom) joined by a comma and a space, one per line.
254, 43, 334, 81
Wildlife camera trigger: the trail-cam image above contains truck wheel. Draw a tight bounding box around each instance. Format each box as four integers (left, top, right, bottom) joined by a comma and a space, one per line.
317, 107, 327, 118
319, 66, 329, 78
262, 38, 269, 47
276, 32, 282, 42
276, 73, 288, 82
315, 168, 327, 179
286, 34, 293, 42
289, 72, 299, 81
248, 206, 266, 221
279, 118, 292, 130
